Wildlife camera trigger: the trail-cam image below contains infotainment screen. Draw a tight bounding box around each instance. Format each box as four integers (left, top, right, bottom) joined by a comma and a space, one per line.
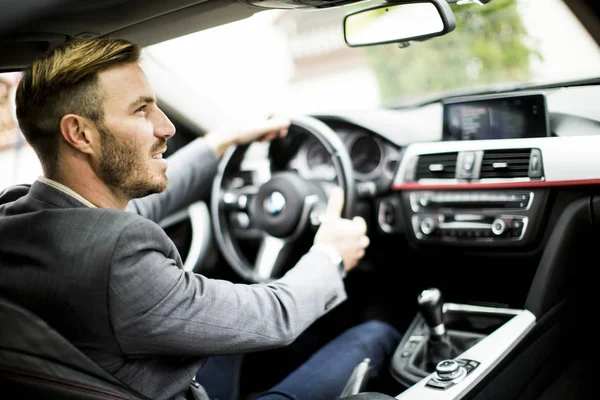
442, 93, 549, 141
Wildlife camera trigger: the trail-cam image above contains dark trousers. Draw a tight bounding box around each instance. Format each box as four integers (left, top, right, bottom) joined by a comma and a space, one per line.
195, 320, 401, 400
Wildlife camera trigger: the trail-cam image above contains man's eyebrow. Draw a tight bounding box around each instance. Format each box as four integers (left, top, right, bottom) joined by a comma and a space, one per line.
129, 96, 156, 109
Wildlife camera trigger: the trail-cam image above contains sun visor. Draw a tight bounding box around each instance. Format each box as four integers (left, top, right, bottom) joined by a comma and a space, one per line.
0, 33, 68, 71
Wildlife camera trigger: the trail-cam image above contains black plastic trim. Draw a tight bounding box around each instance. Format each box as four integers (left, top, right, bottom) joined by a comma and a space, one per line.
524, 196, 593, 318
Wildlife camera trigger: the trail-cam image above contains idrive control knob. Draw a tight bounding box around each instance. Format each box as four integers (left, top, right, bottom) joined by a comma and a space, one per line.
435, 359, 465, 381
420, 217, 437, 236
491, 218, 507, 236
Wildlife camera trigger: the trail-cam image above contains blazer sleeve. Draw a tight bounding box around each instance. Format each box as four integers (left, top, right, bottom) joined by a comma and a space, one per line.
126, 137, 219, 223
107, 218, 347, 357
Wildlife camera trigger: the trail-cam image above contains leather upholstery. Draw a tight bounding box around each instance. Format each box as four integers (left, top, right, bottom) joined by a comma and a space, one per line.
0, 296, 150, 399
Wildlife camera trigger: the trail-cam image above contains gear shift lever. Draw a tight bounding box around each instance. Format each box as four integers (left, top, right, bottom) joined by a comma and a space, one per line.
417, 288, 446, 338
417, 288, 455, 371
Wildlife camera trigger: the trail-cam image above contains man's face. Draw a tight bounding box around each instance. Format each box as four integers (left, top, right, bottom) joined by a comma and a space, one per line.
95, 63, 175, 199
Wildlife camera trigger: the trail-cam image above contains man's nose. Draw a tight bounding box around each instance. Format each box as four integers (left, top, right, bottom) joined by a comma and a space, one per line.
154, 107, 176, 139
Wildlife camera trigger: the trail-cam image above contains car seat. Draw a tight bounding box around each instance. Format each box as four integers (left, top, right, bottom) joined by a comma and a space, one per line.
0, 295, 152, 399
0, 296, 395, 400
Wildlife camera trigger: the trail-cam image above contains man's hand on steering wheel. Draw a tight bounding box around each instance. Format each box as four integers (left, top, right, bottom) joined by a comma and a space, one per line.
204, 115, 291, 157
313, 187, 370, 274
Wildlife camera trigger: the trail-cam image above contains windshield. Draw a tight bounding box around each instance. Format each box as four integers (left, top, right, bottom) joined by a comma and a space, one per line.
147, 0, 600, 116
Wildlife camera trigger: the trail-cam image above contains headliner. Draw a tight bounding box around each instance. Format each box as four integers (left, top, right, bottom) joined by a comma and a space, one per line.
0, 0, 599, 71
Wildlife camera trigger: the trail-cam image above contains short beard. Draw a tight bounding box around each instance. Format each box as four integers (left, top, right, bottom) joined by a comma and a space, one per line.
97, 122, 168, 200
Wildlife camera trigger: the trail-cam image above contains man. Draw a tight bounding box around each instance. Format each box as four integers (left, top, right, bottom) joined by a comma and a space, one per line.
0, 38, 400, 400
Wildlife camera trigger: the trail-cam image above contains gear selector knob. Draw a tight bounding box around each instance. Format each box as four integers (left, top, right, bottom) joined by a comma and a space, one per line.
418, 288, 446, 337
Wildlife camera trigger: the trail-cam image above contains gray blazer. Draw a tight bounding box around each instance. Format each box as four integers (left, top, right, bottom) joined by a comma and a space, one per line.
0, 138, 347, 400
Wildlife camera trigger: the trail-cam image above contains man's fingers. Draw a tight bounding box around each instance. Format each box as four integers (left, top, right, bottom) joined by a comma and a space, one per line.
259, 131, 278, 142
324, 187, 345, 219
265, 116, 291, 131
352, 216, 367, 233
360, 236, 370, 248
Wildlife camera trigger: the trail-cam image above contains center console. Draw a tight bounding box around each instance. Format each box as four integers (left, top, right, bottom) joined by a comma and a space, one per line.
371, 92, 578, 399
390, 288, 536, 399
388, 143, 550, 248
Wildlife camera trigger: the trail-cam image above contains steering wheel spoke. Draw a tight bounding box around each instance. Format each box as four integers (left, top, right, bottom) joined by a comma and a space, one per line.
254, 235, 290, 281
221, 186, 259, 212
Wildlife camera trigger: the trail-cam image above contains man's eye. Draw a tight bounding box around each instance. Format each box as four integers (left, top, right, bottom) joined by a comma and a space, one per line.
136, 105, 147, 113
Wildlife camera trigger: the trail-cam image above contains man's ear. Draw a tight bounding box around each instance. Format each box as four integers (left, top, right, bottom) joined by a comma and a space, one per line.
59, 114, 99, 155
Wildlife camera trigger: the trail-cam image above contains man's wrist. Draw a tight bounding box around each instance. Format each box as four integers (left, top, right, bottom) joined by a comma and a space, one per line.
310, 243, 346, 279
204, 131, 236, 158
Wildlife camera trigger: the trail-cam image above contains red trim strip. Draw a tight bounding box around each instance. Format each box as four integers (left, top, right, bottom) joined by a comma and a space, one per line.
392, 179, 600, 191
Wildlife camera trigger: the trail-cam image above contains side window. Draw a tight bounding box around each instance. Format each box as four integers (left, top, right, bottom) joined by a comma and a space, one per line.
0, 72, 42, 191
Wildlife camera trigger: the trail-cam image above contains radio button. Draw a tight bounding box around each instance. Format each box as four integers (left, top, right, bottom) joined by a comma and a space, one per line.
491, 218, 507, 236
420, 217, 437, 236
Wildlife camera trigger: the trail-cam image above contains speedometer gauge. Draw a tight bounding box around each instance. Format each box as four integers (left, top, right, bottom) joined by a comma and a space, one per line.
350, 136, 383, 178
306, 141, 336, 180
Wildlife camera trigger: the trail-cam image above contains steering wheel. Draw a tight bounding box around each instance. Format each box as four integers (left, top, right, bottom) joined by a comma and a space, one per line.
211, 115, 356, 283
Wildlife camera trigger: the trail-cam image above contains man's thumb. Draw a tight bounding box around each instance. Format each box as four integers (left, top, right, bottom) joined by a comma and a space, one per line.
324, 187, 344, 218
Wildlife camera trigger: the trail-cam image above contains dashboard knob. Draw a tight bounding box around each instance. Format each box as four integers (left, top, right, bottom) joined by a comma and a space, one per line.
420, 217, 437, 236
491, 218, 507, 236
435, 359, 461, 381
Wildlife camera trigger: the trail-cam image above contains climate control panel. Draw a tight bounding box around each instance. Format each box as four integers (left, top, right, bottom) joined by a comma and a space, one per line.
400, 190, 547, 247
413, 214, 528, 241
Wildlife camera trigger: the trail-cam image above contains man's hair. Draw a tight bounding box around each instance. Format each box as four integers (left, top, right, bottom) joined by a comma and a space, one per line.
15, 38, 141, 178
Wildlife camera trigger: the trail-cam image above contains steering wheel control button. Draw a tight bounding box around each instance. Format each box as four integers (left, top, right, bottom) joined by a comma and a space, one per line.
310, 206, 326, 227
223, 192, 238, 210
237, 194, 248, 210
233, 213, 250, 229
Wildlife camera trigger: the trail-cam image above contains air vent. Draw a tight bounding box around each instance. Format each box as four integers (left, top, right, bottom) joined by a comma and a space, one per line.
480, 149, 532, 179
415, 152, 458, 180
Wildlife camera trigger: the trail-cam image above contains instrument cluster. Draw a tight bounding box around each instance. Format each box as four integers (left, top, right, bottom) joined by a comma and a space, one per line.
291, 126, 402, 189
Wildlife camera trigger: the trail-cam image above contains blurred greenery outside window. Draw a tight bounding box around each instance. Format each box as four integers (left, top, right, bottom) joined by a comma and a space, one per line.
360, 0, 543, 105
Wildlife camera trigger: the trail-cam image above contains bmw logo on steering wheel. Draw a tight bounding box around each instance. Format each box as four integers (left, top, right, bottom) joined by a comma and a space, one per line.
264, 191, 286, 216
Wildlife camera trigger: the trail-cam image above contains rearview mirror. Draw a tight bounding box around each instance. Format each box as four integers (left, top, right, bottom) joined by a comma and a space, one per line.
343, 0, 456, 47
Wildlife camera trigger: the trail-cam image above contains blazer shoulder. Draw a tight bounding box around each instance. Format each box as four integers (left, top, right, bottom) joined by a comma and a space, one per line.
0, 184, 32, 206
74, 208, 178, 264
100, 209, 175, 246
90, 208, 165, 232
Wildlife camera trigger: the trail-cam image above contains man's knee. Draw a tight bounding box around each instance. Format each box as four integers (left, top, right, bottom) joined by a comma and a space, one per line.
345, 320, 402, 357
359, 320, 401, 342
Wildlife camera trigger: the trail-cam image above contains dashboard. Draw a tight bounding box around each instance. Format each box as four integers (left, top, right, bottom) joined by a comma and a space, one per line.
300, 84, 600, 249
231, 84, 600, 253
